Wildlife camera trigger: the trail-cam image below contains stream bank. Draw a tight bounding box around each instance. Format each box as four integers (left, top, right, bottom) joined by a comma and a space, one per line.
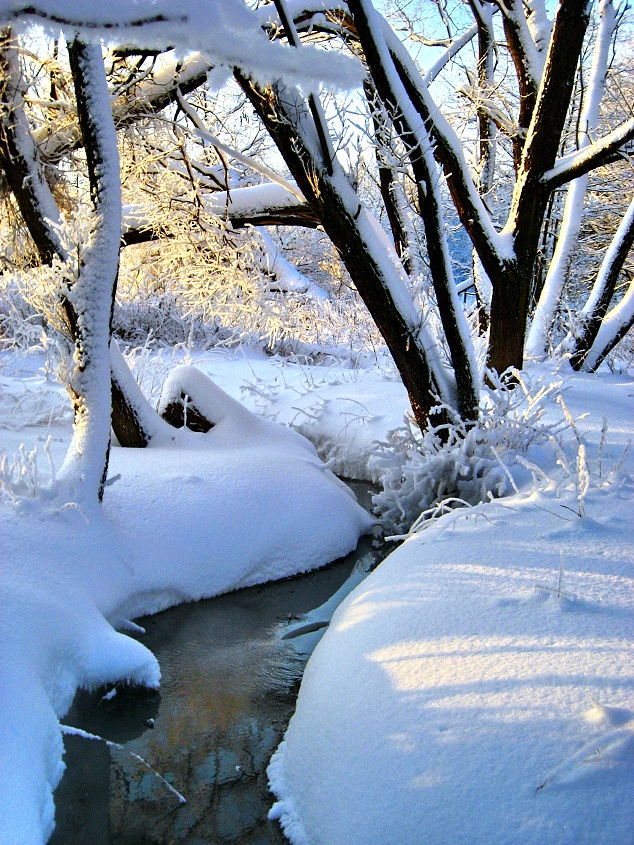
50, 482, 389, 845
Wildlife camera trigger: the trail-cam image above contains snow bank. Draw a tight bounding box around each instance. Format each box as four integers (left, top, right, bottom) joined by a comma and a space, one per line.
234, 356, 409, 481
0, 366, 372, 845
268, 370, 634, 845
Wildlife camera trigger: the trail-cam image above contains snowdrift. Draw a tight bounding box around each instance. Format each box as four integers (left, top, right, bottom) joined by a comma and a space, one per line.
268, 371, 634, 845
0, 367, 373, 845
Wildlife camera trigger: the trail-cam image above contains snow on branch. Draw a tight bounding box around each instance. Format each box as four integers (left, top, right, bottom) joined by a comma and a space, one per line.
583, 274, 634, 372
0, 30, 67, 263
542, 118, 634, 190
0, 0, 363, 90
493, 0, 546, 91
176, 90, 305, 202
121, 182, 317, 248
423, 22, 478, 86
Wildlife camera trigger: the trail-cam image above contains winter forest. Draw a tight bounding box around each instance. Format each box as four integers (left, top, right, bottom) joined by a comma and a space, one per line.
0, 0, 632, 843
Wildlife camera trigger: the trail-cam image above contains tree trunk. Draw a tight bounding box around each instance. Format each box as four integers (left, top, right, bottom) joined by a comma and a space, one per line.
0, 30, 157, 448
489, 0, 592, 373
59, 39, 123, 502
237, 72, 451, 431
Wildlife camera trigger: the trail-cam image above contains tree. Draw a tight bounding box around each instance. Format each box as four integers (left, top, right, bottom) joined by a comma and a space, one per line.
0, 1, 365, 503
1, 0, 633, 453
261, 0, 633, 376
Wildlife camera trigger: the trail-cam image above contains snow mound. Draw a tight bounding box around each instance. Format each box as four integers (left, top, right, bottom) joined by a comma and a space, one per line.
267, 373, 634, 845
0, 367, 373, 844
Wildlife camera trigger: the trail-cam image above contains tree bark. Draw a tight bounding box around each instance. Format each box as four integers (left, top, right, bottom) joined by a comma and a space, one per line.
488, 0, 592, 373
236, 72, 450, 431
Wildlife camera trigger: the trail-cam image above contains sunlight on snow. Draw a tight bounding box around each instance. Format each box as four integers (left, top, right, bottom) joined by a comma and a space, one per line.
368, 635, 630, 712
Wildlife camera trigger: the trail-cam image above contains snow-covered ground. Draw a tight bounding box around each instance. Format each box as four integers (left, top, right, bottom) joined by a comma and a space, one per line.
0, 346, 376, 845
1, 346, 632, 845
267, 365, 634, 845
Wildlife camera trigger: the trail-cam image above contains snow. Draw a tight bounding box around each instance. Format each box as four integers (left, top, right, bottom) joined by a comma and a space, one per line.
0, 351, 373, 845
267, 367, 634, 845
0, 0, 363, 91
1, 346, 632, 845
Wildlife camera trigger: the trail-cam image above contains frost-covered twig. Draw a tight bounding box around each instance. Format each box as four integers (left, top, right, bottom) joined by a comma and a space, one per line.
59, 724, 186, 804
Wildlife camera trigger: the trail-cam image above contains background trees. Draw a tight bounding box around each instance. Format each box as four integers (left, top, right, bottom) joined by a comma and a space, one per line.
0, 0, 632, 459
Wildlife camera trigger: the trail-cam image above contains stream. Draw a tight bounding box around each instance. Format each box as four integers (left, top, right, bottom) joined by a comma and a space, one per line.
50, 482, 388, 845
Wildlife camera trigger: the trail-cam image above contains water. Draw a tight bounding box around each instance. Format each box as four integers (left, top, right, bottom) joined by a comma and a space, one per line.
51, 482, 387, 845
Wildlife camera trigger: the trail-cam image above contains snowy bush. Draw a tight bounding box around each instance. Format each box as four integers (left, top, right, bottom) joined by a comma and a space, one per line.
370, 370, 569, 534
0, 276, 45, 350
0, 438, 56, 501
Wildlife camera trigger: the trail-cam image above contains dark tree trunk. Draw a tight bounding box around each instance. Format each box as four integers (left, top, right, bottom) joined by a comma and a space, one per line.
347, 0, 479, 421
488, 0, 591, 374
236, 72, 450, 431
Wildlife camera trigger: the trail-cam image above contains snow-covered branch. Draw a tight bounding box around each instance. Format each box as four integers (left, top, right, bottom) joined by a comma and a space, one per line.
495, 0, 544, 124
571, 194, 634, 370
36, 51, 211, 162
582, 272, 634, 371
0, 0, 363, 90
423, 22, 479, 86
542, 118, 634, 190
176, 90, 305, 202
121, 182, 318, 248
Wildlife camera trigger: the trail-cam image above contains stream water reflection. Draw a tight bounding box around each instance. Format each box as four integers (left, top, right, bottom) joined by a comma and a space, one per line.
51, 482, 385, 845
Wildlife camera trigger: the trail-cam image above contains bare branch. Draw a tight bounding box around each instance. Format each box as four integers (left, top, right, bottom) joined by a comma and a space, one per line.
175, 90, 305, 201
